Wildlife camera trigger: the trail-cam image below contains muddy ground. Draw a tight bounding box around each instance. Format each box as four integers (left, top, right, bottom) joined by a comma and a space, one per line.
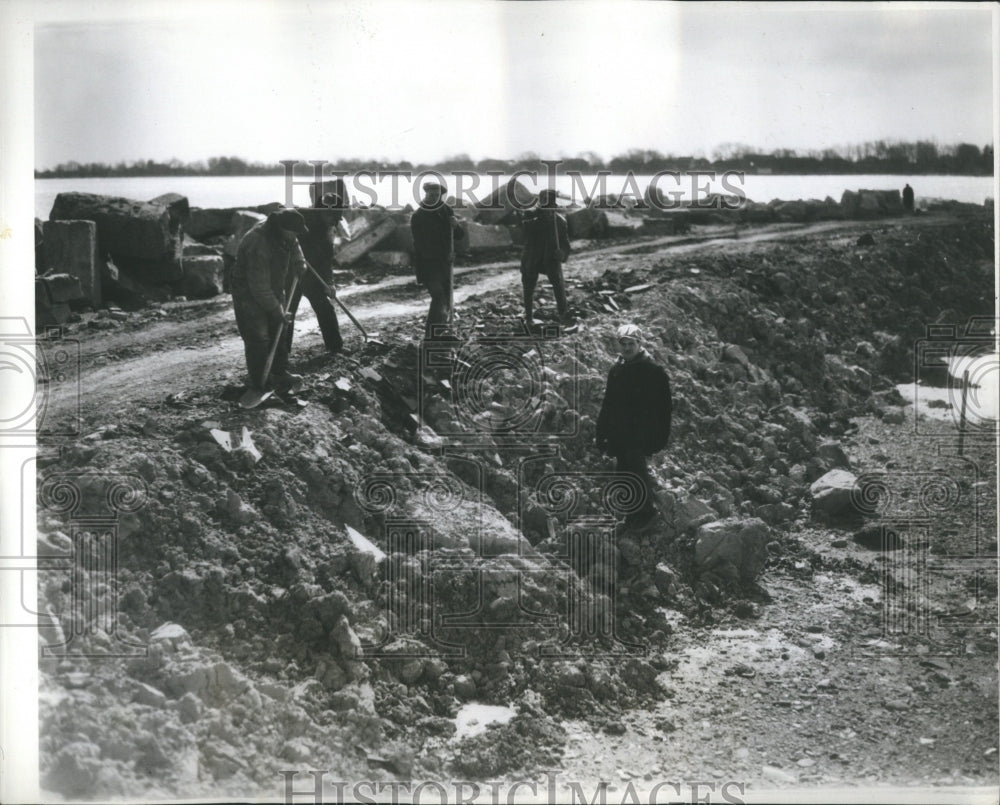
34, 210, 997, 801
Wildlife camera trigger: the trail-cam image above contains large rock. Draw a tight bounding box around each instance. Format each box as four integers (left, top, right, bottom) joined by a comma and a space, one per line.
816, 441, 851, 472
840, 188, 903, 220
474, 177, 535, 224
740, 201, 776, 223
694, 517, 770, 584
223, 211, 267, 258
113, 240, 184, 284
49, 192, 175, 261
344, 524, 386, 584
566, 207, 643, 239
181, 256, 225, 299
149, 193, 190, 234
181, 235, 221, 257
640, 210, 692, 234
380, 220, 415, 253
100, 257, 166, 310
668, 490, 718, 534
42, 220, 100, 306
603, 210, 644, 237
773, 200, 809, 222
35, 278, 72, 326
567, 207, 606, 239
186, 207, 245, 240
458, 221, 513, 253
810, 469, 860, 524
368, 250, 410, 269
34, 218, 46, 271
38, 273, 84, 303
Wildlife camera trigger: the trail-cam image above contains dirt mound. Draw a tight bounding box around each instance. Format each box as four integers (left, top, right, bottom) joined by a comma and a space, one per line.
37, 211, 995, 797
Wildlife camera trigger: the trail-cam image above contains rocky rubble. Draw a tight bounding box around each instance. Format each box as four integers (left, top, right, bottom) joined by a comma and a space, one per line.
35, 207, 994, 797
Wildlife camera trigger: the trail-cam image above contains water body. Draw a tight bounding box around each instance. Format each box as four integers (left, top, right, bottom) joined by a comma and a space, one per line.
34, 173, 995, 220
898, 352, 999, 423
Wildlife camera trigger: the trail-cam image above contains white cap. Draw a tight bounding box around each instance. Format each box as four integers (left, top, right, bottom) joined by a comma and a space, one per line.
616, 323, 642, 340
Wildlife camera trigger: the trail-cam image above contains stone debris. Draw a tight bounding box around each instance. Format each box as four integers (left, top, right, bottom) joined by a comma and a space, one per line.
694, 517, 770, 585
810, 469, 861, 525
32, 191, 995, 800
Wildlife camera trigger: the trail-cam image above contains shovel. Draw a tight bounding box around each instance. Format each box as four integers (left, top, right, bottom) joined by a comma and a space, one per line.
239, 273, 301, 409
304, 262, 370, 342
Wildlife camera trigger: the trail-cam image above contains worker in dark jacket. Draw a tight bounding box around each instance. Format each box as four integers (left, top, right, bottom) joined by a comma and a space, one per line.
231, 208, 309, 395
410, 180, 465, 339
285, 179, 352, 355
521, 188, 571, 325
902, 183, 915, 213
596, 323, 672, 528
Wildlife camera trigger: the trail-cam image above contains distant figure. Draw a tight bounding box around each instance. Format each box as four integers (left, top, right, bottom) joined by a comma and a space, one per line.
596, 324, 673, 530
520, 188, 571, 326
903, 183, 915, 213
411, 180, 465, 340
285, 178, 351, 355
231, 208, 308, 397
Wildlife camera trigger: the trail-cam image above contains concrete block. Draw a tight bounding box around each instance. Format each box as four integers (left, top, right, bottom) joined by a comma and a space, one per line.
42, 220, 100, 306
182, 256, 226, 299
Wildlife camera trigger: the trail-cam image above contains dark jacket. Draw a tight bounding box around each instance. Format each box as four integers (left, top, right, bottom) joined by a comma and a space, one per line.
521, 207, 570, 276
231, 217, 307, 319
596, 349, 672, 455
411, 202, 464, 283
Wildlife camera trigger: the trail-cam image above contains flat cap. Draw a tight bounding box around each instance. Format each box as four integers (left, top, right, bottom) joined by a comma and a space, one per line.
272, 208, 308, 234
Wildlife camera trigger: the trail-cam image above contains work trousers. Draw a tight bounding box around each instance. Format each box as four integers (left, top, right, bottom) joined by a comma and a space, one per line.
233, 291, 290, 391
286, 264, 343, 354
522, 263, 568, 321
423, 271, 453, 339
614, 449, 658, 524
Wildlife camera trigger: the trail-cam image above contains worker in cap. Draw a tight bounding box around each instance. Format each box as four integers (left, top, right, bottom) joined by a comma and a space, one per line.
284, 179, 352, 357
411, 178, 465, 340
596, 322, 672, 530
520, 186, 571, 327
230, 208, 309, 399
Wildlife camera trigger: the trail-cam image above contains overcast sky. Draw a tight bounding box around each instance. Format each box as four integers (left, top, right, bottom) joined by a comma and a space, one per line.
31, 0, 998, 169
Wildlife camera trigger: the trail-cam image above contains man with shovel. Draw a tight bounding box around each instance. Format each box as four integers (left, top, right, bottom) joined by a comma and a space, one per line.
231, 208, 310, 401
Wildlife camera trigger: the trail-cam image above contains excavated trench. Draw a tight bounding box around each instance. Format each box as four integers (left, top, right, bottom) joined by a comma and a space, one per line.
35, 211, 996, 798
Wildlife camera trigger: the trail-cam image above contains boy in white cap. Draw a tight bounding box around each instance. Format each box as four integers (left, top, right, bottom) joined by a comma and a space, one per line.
596, 323, 673, 528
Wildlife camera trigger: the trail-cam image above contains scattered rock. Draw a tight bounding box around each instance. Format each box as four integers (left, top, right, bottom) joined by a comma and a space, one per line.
694, 517, 770, 585
810, 469, 861, 525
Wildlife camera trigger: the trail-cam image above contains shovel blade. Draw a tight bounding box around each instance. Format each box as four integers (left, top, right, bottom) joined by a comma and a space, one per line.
238, 388, 274, 409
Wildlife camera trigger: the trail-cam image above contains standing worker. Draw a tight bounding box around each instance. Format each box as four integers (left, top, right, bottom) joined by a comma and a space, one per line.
520, 188, 571, 327
411, 180, 464, 340
231, 208, 309, 398
902, 183, 915, 213
285, 179, 352, 355
596, 324, 672, 530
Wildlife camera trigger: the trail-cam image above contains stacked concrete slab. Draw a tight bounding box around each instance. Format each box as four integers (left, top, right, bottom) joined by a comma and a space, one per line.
41, 219, 100, 306
50, 192, 182, 284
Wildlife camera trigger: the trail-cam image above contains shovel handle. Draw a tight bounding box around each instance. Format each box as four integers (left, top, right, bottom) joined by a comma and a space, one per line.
304, 262, 368, 341
258, 272, 301, 389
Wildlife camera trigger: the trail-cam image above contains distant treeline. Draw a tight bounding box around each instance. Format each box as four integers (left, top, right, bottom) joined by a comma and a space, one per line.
36, 140, 994, 178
